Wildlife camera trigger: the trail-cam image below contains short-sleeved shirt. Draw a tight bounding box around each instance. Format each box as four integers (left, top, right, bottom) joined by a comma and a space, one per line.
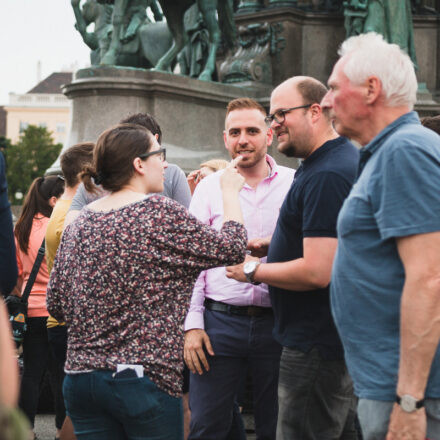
69, 163, 191, 212
331, 111, 440, 400
268, 137, 359, 360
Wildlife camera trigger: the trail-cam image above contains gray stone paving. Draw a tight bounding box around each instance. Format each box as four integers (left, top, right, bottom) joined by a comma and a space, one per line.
34, 414, 257, 439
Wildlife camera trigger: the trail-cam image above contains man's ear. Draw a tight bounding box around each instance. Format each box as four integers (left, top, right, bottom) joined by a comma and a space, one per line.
266, 127, 273, 146
155, 133, 159, 141
223, 130, 228, 149
365, 76, 382, 104
309, 103, 322, 123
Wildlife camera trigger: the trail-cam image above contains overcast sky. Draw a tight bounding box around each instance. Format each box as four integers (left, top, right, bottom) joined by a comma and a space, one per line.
0, 0, 91, 105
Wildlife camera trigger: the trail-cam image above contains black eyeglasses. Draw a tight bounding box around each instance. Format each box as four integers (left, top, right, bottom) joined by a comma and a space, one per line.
265, 104, 312, 125
138, 148, 166, 162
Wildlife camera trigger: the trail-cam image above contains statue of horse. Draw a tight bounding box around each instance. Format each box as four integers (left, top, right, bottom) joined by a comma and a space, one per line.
72, 0, 173, 69
98, 0, 236, 81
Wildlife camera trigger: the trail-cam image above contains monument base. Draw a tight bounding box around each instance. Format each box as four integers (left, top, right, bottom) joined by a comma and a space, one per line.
47, 66, 298, 174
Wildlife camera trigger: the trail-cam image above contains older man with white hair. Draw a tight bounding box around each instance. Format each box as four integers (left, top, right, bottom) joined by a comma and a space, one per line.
321, 32, 440, 439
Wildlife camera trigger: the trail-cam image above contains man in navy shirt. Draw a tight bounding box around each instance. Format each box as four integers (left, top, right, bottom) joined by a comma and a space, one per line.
322, 32, 440, 439
227, 76, 359, 439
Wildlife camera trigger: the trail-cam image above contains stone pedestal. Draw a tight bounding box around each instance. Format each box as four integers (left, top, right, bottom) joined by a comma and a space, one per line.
47, 67, 296, 174
232, 6, 440, 114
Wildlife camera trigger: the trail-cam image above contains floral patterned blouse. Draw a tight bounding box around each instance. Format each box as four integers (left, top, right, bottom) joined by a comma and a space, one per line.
47, 195, 246, 397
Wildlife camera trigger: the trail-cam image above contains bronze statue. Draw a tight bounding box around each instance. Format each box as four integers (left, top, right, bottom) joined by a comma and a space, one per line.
344, 0, 417, 66
72, 0, 173, 68
97, 0, 237, 81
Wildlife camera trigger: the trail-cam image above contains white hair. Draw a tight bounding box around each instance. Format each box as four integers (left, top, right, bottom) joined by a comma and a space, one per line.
339, 32, 417, 109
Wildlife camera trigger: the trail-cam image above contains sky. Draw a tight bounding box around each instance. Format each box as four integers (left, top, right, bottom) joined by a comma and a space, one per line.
0, 0, 91, 105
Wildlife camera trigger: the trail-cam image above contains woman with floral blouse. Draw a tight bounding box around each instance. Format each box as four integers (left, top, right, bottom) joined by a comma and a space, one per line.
46, 123, 247, 440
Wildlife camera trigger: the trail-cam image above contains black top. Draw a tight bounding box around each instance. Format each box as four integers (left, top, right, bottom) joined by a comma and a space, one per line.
267, 137, 359, 360
0, 152, 17, 296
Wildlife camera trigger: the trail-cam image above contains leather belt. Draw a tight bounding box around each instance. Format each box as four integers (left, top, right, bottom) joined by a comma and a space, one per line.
204, 298, 272, 317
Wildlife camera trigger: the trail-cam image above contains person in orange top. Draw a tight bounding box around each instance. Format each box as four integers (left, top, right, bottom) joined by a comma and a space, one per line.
14, 175, 64, 440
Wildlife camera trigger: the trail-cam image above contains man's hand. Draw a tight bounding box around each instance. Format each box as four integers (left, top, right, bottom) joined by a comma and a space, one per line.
184, 329, 214, 375
386, 404, 426, 440
226, 255, 259, 283
247, 236, 271, 258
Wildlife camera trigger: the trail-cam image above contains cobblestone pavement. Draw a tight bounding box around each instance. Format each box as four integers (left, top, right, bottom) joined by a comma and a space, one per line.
35, 414, 257, 440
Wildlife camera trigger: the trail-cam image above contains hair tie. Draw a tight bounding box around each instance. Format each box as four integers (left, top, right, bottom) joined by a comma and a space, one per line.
94, 171, 105, 185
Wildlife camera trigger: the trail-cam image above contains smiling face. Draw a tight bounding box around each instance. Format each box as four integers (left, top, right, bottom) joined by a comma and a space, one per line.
269, 82, 313, 159
223, 108, 272, 169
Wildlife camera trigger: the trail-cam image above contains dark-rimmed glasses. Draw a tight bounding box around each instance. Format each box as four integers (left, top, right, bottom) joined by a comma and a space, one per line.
265, 104, 312, 125
138, 148, 166, 162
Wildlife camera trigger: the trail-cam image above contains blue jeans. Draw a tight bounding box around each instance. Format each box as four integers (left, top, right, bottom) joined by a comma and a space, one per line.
276, 347, 358, 440
189, 309, 281, 440
358, 398, 440, 440
63, 371, 183, 440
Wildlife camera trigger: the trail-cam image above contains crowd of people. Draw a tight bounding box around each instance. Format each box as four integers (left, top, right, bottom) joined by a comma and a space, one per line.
0, 31, 439, 440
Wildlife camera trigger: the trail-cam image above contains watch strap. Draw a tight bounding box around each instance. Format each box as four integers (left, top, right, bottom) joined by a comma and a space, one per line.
395, 394, 424, 410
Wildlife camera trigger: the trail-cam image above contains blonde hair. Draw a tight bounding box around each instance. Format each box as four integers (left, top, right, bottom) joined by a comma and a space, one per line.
199, 159, 229, 172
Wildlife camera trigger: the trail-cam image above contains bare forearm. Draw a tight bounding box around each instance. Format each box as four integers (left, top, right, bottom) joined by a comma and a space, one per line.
254, 259, 330, 291
397, 277, 440, 399
222, 192, 244, 225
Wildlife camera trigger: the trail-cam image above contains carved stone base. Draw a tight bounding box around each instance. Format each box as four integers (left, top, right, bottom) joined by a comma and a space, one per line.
47, 67, 297, 174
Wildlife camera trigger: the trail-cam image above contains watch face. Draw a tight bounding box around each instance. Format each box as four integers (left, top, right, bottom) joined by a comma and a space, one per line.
244, 261, 256, 275
400, 395, 417, 412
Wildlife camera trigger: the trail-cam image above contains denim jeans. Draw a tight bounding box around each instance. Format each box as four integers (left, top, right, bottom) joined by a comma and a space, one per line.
63, 371, 183, 440
358, 398, 440, 440
276, 347, 358, 440
19, 317, 66, 429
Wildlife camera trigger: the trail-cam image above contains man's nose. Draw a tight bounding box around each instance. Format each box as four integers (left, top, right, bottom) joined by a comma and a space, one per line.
238, 132, 248, 144
270, 117, 281, 130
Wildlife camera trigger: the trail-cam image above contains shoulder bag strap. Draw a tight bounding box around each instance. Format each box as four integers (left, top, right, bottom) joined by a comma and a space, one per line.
21, 238, 46, 305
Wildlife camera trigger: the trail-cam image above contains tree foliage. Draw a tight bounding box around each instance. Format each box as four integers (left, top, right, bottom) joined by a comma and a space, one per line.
5, 125, 62, 204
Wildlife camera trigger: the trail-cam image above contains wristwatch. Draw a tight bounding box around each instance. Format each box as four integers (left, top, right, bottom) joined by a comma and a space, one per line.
243, 261, 261, 285
396, 394, 424, 413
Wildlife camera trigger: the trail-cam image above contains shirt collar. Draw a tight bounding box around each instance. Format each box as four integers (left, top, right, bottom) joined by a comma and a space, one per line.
265, 154, 279, 181
302, 137, 345, 168
358, 111, 420, 176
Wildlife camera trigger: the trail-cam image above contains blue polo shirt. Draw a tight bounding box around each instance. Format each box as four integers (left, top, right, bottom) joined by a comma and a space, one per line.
331, 112, 440, 400
268, 137, 359, 360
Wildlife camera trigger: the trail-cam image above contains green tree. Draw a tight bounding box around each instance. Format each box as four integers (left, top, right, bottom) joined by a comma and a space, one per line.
0, 136, 12, 153
5, 125, 62, 204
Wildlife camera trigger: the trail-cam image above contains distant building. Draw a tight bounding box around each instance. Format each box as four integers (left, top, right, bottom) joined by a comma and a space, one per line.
4, 72, 72, 144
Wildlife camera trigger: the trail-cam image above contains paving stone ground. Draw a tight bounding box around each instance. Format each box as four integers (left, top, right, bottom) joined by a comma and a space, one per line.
34, 414, 257, 440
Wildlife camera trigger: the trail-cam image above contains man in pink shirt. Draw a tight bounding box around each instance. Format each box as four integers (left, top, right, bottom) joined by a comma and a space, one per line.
184, 97, 294, 439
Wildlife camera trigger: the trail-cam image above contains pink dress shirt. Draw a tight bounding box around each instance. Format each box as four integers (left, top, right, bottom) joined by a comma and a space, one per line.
185, 155, 295, 330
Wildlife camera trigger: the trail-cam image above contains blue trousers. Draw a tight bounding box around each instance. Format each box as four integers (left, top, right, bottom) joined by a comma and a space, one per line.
189, 309, 281, 440
63, 371, 183, 440
358, 398, 440, 440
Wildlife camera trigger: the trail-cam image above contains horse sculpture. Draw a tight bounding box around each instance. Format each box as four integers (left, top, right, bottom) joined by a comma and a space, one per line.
98, 0, 236, 81
72, 0, 173, 68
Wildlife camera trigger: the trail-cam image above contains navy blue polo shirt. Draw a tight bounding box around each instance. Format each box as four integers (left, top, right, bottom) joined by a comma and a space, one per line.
268, 137, 359, 360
